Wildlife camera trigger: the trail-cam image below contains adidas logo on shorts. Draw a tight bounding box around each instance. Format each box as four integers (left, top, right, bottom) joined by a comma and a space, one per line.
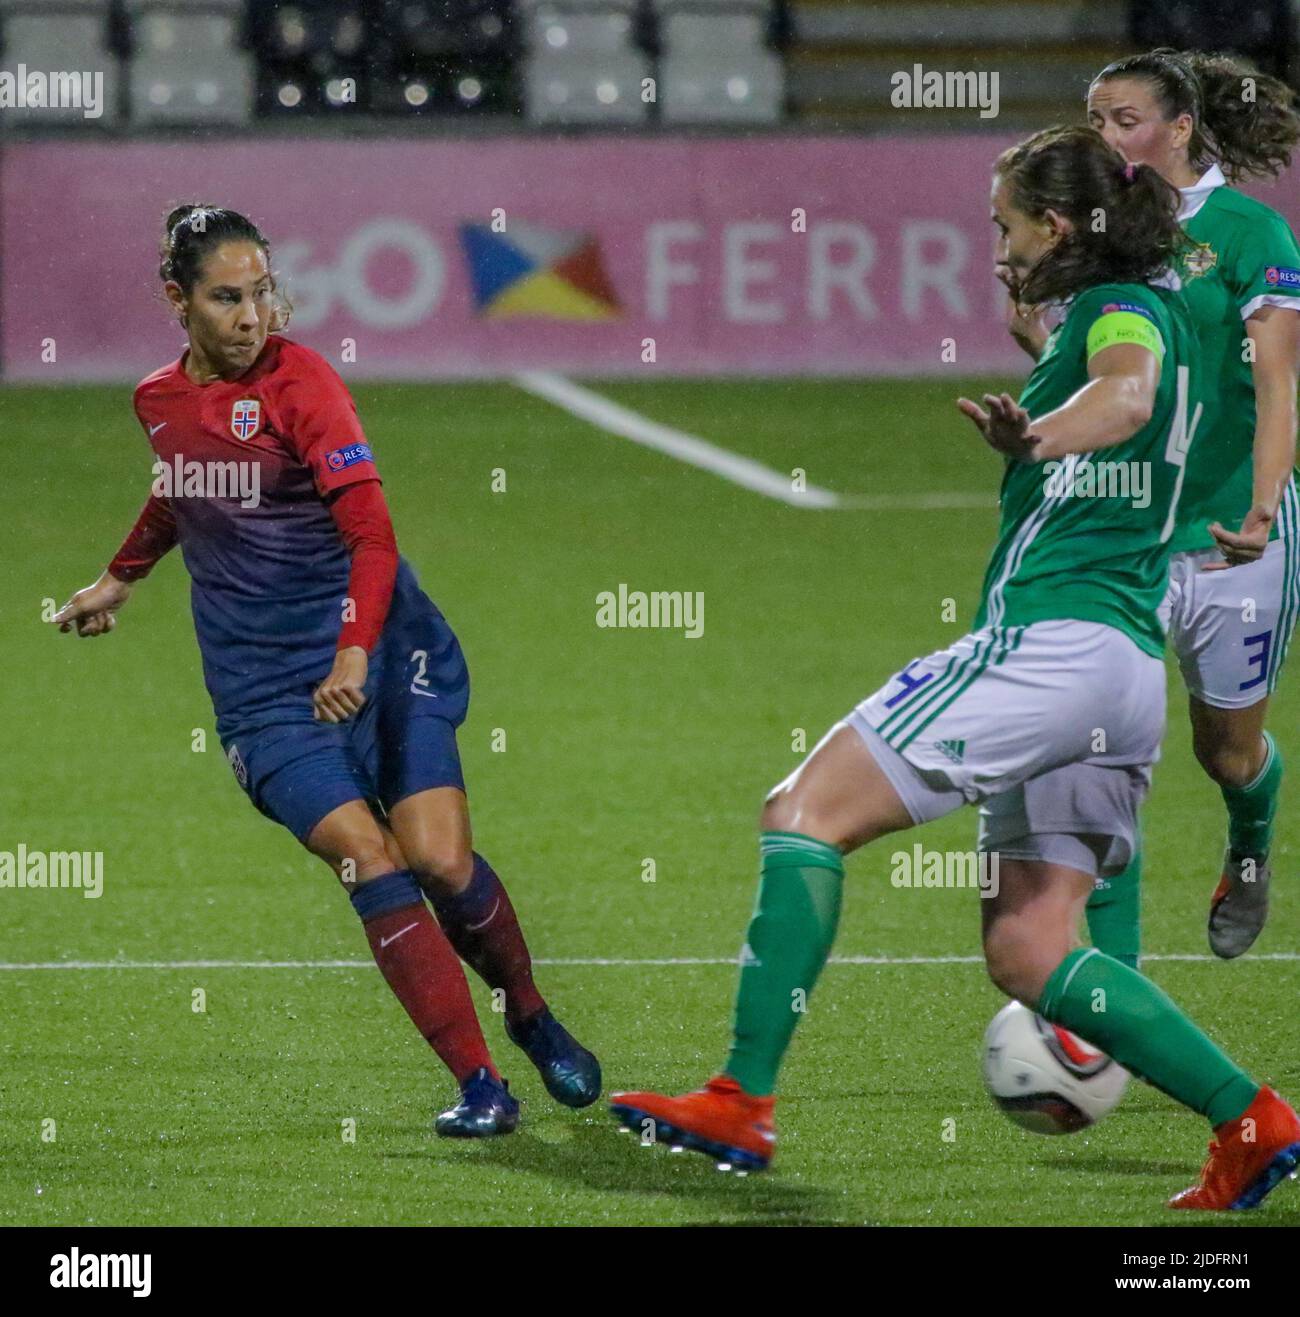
934, 738, 966, 764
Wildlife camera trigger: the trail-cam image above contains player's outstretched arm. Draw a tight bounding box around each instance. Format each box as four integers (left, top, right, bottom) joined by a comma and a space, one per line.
1207, 305, 1300, 569
957, 341, 1157, 464
1018, 340, 1159, 462
50, 491, 177, 637
50, 571, 133, 638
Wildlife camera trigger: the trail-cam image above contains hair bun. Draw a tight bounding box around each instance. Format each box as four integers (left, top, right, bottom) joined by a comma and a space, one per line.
163, 204, 216, 241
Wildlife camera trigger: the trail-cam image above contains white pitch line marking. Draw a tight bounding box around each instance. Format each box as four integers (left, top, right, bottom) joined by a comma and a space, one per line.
0, 953, 1295, 971
514, 372, 994, 513
837, 492, 994, 511
516, 370, 837, 508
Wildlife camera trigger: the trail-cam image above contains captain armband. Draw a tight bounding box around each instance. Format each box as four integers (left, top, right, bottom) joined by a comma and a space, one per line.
1085, 306, 1165, 362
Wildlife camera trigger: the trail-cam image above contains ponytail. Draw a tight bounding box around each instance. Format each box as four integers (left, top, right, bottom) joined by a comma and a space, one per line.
997, 126, 1186, 306
1187, 50, 1300, 181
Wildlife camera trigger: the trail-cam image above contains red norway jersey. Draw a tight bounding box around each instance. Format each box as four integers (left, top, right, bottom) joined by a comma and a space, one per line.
131, 335, 389, 723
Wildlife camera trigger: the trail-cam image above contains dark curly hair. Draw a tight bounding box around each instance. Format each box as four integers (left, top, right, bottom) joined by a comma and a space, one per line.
996, 125, 1187, 306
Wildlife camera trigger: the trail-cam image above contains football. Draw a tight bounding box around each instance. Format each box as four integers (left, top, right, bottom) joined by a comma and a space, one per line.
982, 1001, 1130, 1135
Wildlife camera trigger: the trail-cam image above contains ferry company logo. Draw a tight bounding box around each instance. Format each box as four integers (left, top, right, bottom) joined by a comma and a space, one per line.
458, 220, 621, 320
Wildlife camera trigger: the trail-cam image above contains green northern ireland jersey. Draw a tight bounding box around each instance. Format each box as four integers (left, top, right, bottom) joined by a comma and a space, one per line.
1170, 168, 1300, 553
974, 281, 1202, 658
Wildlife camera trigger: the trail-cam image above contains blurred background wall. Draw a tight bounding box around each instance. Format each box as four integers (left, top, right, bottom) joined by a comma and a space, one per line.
3, 0, 1299, 379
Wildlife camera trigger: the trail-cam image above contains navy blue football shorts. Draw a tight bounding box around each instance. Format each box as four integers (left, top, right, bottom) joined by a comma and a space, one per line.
217, 597, 470, 846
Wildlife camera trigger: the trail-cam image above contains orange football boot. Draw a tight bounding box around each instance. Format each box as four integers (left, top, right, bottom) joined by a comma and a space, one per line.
1170, 1086, 1300, 1210
609, 1075, 776, 1171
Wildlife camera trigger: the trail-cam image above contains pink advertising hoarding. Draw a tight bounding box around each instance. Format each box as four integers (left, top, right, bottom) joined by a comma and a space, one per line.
5, 134, 1300, 383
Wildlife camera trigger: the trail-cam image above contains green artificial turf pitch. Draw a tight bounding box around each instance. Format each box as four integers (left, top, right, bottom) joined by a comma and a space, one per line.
2, 376, 1297, 1226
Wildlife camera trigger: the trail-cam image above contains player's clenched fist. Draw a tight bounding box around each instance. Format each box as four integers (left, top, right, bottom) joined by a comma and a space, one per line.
314, 645, 369, 723
50, 571, 133, 638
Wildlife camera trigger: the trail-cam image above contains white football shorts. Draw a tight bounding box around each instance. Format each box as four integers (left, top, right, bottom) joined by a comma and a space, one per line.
845, 619, 1166, 878
1160, 537, 1300, 709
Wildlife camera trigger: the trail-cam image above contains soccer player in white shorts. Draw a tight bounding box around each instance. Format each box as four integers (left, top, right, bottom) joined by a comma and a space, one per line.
849, 619, 1163, 887
1079, 50, 1300, 961
610, 127, 1300, 1211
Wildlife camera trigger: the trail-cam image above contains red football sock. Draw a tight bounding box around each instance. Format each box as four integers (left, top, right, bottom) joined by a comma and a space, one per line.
430, 854, 547, 1029
354, 873, 497, 1083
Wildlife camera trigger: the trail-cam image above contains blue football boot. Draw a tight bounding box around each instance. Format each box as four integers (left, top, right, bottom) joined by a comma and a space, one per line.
434, 1067, 520, 1138
506, 1009, 602, 1108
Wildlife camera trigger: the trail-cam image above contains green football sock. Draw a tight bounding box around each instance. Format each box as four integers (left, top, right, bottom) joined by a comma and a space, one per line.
1221, 731, 1282, 857
724, 831, 844, 1097
1084, 844, 1142, 970
1038, 948, 1258, 1127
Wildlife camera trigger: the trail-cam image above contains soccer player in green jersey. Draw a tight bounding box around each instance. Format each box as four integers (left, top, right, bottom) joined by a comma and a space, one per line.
1074, 50, 1300, 964
610, 126, 1300, 1211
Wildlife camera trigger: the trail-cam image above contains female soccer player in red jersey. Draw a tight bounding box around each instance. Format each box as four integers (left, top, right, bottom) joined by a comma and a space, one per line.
51, 205, 600, 1136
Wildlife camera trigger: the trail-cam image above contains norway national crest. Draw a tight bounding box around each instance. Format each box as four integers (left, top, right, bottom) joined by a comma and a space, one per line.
230, 398, 260, 441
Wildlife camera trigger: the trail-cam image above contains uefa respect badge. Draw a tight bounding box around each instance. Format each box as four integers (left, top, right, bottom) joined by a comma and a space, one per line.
1264, 265, 1300, 290
326, 443, 374, 471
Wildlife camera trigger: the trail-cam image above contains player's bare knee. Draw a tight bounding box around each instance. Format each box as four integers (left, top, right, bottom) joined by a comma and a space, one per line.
381, 831, 407, 872
1194, 739, 1258, 789
760, 780, 842, 845
983, 921, 1046, 1005
760, 782, 797, 832
407, 843, 474, 894
332, 846, 397, 890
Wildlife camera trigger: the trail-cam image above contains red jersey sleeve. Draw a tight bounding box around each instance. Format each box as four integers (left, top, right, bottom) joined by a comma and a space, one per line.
109, 384, 180, 580
328, 481, 399, 653
271, 349, 382, 498
108, 493, 178, 582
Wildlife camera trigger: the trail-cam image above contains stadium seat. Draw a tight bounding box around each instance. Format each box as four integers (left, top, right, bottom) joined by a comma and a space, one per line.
374, 0, 516, 61
521, 1, 651, 124
0, 1, 123, 128
657, 6, 783, 123
124, 1, 252, 126
244, 0, 373, 115
369, 0, 520, 116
